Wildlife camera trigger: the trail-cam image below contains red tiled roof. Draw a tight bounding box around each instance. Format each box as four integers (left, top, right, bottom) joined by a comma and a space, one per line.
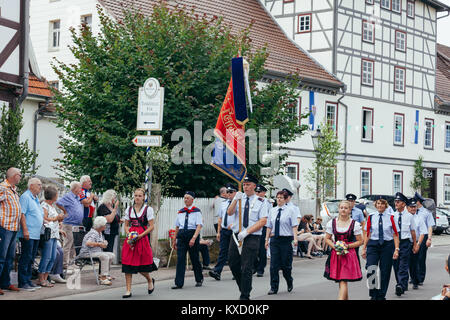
98, 0, 344, 92
28, 74, 52, 98
436, 43, 450, 105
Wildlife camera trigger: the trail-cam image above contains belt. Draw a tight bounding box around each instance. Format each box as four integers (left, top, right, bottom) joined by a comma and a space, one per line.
400, 238, 411, 243
271, 236, 294, 240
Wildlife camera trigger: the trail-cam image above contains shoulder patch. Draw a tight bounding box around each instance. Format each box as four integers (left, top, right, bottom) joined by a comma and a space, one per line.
258, 197, 264, 202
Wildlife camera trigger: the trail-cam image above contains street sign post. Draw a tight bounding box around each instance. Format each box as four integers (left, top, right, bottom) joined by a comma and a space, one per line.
135, 78, 164, 204
132, 135, 162, 147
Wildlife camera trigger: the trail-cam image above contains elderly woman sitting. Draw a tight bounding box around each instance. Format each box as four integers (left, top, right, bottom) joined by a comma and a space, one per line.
78, 216, 116, 285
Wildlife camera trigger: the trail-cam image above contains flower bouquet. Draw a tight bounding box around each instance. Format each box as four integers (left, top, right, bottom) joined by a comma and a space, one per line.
334, 241, 349, 256
127, 231, 139, 248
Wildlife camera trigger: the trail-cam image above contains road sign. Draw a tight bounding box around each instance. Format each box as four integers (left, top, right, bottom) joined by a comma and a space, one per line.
137, 78, 164, 131
132, 135, 162, 147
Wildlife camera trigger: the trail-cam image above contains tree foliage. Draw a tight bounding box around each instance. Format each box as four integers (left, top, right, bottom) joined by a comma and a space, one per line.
0, 102, 39, 192
305, 123, 342, 203
53, 3, 308, 196
410, 156, 429, 197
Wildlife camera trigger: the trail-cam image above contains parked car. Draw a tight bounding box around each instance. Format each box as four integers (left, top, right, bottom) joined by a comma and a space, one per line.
320, 199, 376, 225
360, 195, 395, 209
435, 207, 450, 235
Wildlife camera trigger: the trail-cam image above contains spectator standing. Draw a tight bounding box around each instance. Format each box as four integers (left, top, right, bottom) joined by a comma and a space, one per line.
79, 216, 115, 285
96, 189, 121, 253
79, 175, 98, 232
17, 177, 44, 291
56, 181, 84, 270
0, 168, 22, 294
38, 186, 65, 287
49, 242, 66, 284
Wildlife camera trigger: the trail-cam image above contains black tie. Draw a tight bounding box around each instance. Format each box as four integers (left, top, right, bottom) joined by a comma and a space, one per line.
224, 201, 231, 227
274, 208, 282, 238
184, 210, 190, 230
243, 198, 249, 228
398, 212, 402, 240
378, 213, 384, 245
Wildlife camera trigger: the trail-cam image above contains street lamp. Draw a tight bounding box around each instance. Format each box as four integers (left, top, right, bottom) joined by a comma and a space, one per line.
311, 128, 323, 218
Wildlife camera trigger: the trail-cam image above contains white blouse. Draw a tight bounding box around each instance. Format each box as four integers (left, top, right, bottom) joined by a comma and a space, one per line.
325, 219, 362, 236
124, 205, 154, 221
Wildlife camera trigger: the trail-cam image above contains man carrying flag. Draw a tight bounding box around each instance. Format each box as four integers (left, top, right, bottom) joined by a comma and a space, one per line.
226, 174, 269, 300
211, 56, 268, 300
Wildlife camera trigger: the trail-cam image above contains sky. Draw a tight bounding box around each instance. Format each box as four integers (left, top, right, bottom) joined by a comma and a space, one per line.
437, 0, 450, 46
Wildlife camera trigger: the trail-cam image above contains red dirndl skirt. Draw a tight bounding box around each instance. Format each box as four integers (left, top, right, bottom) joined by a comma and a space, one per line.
324, 247, 362, 282
121, 225, 157, 274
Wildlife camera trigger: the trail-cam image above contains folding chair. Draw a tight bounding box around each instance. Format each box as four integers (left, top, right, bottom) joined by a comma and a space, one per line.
167, 229, 190, 269
71, 226, 101, 285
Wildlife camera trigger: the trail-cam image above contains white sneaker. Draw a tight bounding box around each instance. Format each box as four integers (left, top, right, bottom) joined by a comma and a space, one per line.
50, 274, 67, 284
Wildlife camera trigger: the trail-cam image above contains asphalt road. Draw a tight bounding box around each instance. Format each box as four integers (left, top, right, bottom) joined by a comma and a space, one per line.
49, 245, 450, 300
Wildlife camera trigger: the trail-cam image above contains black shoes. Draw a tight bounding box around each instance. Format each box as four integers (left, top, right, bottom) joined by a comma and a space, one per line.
202, 265, 213, 270
267, 289, 277, 295
287, 282, 293, 292
195, 279, 203, 287
148, 278, 155, 294
209, 270, 221, 281
171, 285, 183, 289
122, 292, 132, 298
395, 284, 404, 296
256, 273, 264, 277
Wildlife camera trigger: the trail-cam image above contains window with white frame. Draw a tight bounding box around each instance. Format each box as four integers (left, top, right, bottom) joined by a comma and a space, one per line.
424, 119, 434, 149
298, 14, 311, 33
285, 163, 299, 180
49, 20, 60, 49
81, 14, 92, 27
393, 171, 403, 194
446, 123, 450, 151
392, 0, 401, 13
326, 102, 337, 133
395, 31, 406, 52
381, 0, 391, 10
366, 0, 374, 4
445, 175, 450, 203
394, 67, 405, 93
361, 59, 374, 86
362, 20, 375, 43
49, 81, 59, 91
407, 1, 415, 18
362, 108, 373, 142
361, 169, 371, 197
394, 113, 404, 145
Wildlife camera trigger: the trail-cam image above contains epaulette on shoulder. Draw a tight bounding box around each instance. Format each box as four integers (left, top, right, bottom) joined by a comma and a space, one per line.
258, 197, 264, 202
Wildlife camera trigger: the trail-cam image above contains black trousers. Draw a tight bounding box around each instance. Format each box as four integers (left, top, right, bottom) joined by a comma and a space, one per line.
269, 236, 293, 292
393, 239, 412, 291
199, 243, 210, 266
175, 230, 203, 287
103, 233, 117, 253
418, 234, 428, 283
214, 229, 232, 274
366, 240, 394, 300
409, 248, 420, 286
254, 226, 267, 274
228, 234, 260, 300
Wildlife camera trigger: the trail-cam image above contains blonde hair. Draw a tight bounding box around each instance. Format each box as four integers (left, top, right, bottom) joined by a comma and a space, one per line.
338, 200, 352, 219
374, 198, 388, 209
134, 188, 145, 196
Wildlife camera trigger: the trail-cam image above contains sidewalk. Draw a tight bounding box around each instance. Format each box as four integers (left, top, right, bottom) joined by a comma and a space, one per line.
2, 233, 449, 300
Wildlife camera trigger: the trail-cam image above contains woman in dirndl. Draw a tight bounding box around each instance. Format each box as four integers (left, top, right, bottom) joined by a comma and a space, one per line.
324, 200, 363, 300
121, 188, 158, 298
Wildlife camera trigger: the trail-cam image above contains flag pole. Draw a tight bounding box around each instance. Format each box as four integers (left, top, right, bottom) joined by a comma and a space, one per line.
238, 182, 242, 248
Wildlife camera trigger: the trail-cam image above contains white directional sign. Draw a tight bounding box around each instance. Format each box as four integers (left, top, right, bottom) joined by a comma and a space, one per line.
137, 78, 164, 131
132, 135, 162, 147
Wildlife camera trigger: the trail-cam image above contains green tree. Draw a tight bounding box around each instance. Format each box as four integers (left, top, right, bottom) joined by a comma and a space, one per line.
305, 123, 342, 212
53, 3, 308, 196
0, 102, 39, 192
410, 156, 429, 197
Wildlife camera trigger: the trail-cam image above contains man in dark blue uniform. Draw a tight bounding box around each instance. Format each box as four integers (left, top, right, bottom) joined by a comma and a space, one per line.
253, 184, 270, 277
209, 184, 236, 281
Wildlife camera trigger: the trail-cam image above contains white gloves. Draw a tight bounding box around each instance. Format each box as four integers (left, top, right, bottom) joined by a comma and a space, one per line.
234, 191, 243, 201
238, 229, 248, 241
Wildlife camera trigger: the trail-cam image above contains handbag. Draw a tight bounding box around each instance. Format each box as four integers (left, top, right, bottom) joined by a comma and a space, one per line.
40, 227, 51, 242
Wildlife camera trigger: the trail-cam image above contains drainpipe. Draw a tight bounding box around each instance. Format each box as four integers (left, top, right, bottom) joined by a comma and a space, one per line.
337, 85, 348, 196
33, 99, 49, 171
18, 0, 30, 106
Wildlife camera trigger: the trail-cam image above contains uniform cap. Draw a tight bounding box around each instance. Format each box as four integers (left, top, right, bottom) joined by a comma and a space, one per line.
255, 184, 267, 193
184, 191, 195, 199
414, 192, 425, 203
394, 192, 408, 203
345, 193, 357, 201
243, 174, 258, 184
282, 188, 294, 197
407, 198, 417, 207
